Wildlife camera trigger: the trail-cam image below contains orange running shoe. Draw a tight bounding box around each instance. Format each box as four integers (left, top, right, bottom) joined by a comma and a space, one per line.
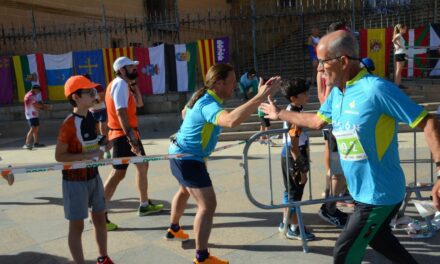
193, 255, 229, 264
165, 228, 189, 242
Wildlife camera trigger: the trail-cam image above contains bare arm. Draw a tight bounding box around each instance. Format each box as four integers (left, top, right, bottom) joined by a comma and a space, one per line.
116, 108, 141, 155
217, 77, 282, 128
130, 84, 144, 107
261, 96, 327, 130
418, 114, 440, 210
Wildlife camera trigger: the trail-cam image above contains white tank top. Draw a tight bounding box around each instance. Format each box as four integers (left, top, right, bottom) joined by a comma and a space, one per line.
394, 33, 406, 55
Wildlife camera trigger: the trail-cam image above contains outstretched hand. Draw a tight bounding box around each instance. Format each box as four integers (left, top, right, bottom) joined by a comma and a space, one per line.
256, 76, 282, 100
260, 96, 281, 120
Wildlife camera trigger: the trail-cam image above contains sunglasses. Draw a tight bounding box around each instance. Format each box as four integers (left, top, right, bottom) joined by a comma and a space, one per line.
80, 88, 97, 97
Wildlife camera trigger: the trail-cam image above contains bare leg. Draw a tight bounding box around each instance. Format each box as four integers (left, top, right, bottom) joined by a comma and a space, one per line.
395, 61, 405, 85
68, 220, 85, 264
91, 211, 108, 257
135, 163, 149, 203
25, 127, 35, 145
32, 126, 39, 144
104, 169, 127, 201
186, 186, 217, 251
170, 186, 190, 224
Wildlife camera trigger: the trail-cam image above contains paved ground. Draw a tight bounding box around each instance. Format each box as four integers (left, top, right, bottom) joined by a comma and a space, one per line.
0, 131, 439, 264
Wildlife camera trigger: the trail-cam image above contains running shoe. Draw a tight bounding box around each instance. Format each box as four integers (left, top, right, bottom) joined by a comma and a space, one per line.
318, 204, 348, 228
33, 143, 46, 148
106, 220, 118, 231
286, 226, 316, 241
22, 144, 32, 150
194, 255, 229, 264
97, 256, 114, 264
137, 200, 164, 216
165, 227, 189, 242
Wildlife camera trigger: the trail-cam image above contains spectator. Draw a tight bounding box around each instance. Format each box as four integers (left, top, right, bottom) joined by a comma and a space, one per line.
238, 69, 258, 100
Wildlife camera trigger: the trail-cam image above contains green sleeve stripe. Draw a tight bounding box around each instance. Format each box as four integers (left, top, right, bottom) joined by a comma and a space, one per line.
214, 110, 225, 125
409, 110, 428, 128
317, 112, 332, 124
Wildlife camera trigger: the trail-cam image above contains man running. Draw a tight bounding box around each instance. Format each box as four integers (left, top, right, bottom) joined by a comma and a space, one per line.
261, 30, 440, 264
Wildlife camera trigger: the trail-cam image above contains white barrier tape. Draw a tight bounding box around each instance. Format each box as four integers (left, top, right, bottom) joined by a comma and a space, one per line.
0, 140, 246, 176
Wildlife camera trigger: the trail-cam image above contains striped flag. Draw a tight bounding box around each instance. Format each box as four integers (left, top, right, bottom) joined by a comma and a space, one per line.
73, 49, 106, 85
197, 39, 215, 82
12, 53, 47, 102
0, 56, 14, 105
402, 26, 430, 78
359, 28, 393, 78
102, 48, 134, 85
429, 23, 440, 77
44, 52, 73, 100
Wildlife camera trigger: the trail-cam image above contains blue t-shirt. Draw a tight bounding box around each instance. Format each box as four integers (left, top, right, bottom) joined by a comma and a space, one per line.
317, 69, 428, 205
169, 90, 225, 162
240, 72, 258, 88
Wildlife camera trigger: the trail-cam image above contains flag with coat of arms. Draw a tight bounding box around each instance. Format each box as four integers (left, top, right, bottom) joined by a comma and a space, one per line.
43, 52, 73, 100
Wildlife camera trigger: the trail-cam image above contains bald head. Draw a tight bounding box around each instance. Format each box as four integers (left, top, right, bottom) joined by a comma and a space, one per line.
317, 30, 359, 59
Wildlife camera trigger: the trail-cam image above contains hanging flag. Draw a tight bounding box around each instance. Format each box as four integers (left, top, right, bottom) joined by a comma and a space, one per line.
148, 44, 166, 94
214, 37, 230, 64
133, 47, 153, 95
402, 25, 429, 78
174, 44, 189, 92
102, 47, 134, 85
197, 39, 215, 82
0, 56, 14, 105
359, 28, 393, 78
165, 44, 178, 92
73, 49, 106, 85
44, 52, 73, 100
429, 23, 440, 77
12, 53, 47, 102
186, 42, 197, 92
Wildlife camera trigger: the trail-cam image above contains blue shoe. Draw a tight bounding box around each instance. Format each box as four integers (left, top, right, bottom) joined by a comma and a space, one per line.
286, 226, 316, 241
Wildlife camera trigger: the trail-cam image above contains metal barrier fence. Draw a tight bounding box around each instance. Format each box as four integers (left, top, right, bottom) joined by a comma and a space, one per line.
0, 0, 438, 92
241, 123, 438, 252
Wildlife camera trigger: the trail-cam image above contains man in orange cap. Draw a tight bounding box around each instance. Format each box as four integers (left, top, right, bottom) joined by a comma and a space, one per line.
103, 56, 163, 231
55, 75, 113, 264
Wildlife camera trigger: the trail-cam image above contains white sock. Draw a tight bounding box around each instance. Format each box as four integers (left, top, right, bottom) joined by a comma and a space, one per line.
290, 224, 297, 231
140, 201, 149, 207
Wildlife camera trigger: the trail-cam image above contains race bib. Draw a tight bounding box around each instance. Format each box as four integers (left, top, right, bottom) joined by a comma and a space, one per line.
333, 130, 367, 161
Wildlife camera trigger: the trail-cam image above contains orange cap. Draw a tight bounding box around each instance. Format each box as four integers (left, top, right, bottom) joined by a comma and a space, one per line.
64, 75, 100, 97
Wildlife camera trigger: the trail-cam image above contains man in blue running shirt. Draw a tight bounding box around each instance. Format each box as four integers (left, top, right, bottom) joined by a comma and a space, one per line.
261, 30, 440, 264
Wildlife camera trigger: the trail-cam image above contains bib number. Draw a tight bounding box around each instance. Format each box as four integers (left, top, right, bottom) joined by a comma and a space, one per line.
333, 130, 367, 161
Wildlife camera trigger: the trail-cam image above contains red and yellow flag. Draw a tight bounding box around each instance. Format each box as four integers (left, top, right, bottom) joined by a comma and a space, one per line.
197, 39, 215, 82
360, 28, 393, 78
102, 48, 134, 85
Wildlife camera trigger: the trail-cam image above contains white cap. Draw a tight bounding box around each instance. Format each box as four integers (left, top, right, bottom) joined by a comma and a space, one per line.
113, 56, 139, 72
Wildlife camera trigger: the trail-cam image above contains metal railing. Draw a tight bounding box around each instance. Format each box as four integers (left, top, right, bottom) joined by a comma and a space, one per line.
242, 120, 438, 252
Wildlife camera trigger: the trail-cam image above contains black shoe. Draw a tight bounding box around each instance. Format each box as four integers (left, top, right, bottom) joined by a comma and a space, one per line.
318, 204, 348, 228
33, 143, 46, 148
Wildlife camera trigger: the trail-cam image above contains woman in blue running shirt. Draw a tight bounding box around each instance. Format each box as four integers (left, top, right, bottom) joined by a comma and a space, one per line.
166, 64, 282, 264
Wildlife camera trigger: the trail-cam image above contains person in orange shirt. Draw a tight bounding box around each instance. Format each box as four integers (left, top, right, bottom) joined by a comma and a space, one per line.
55, 75, 113, 264
103, 57, 163, 231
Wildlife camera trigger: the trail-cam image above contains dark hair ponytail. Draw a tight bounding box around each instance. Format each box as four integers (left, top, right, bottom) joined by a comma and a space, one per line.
186, 63, 234, 109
